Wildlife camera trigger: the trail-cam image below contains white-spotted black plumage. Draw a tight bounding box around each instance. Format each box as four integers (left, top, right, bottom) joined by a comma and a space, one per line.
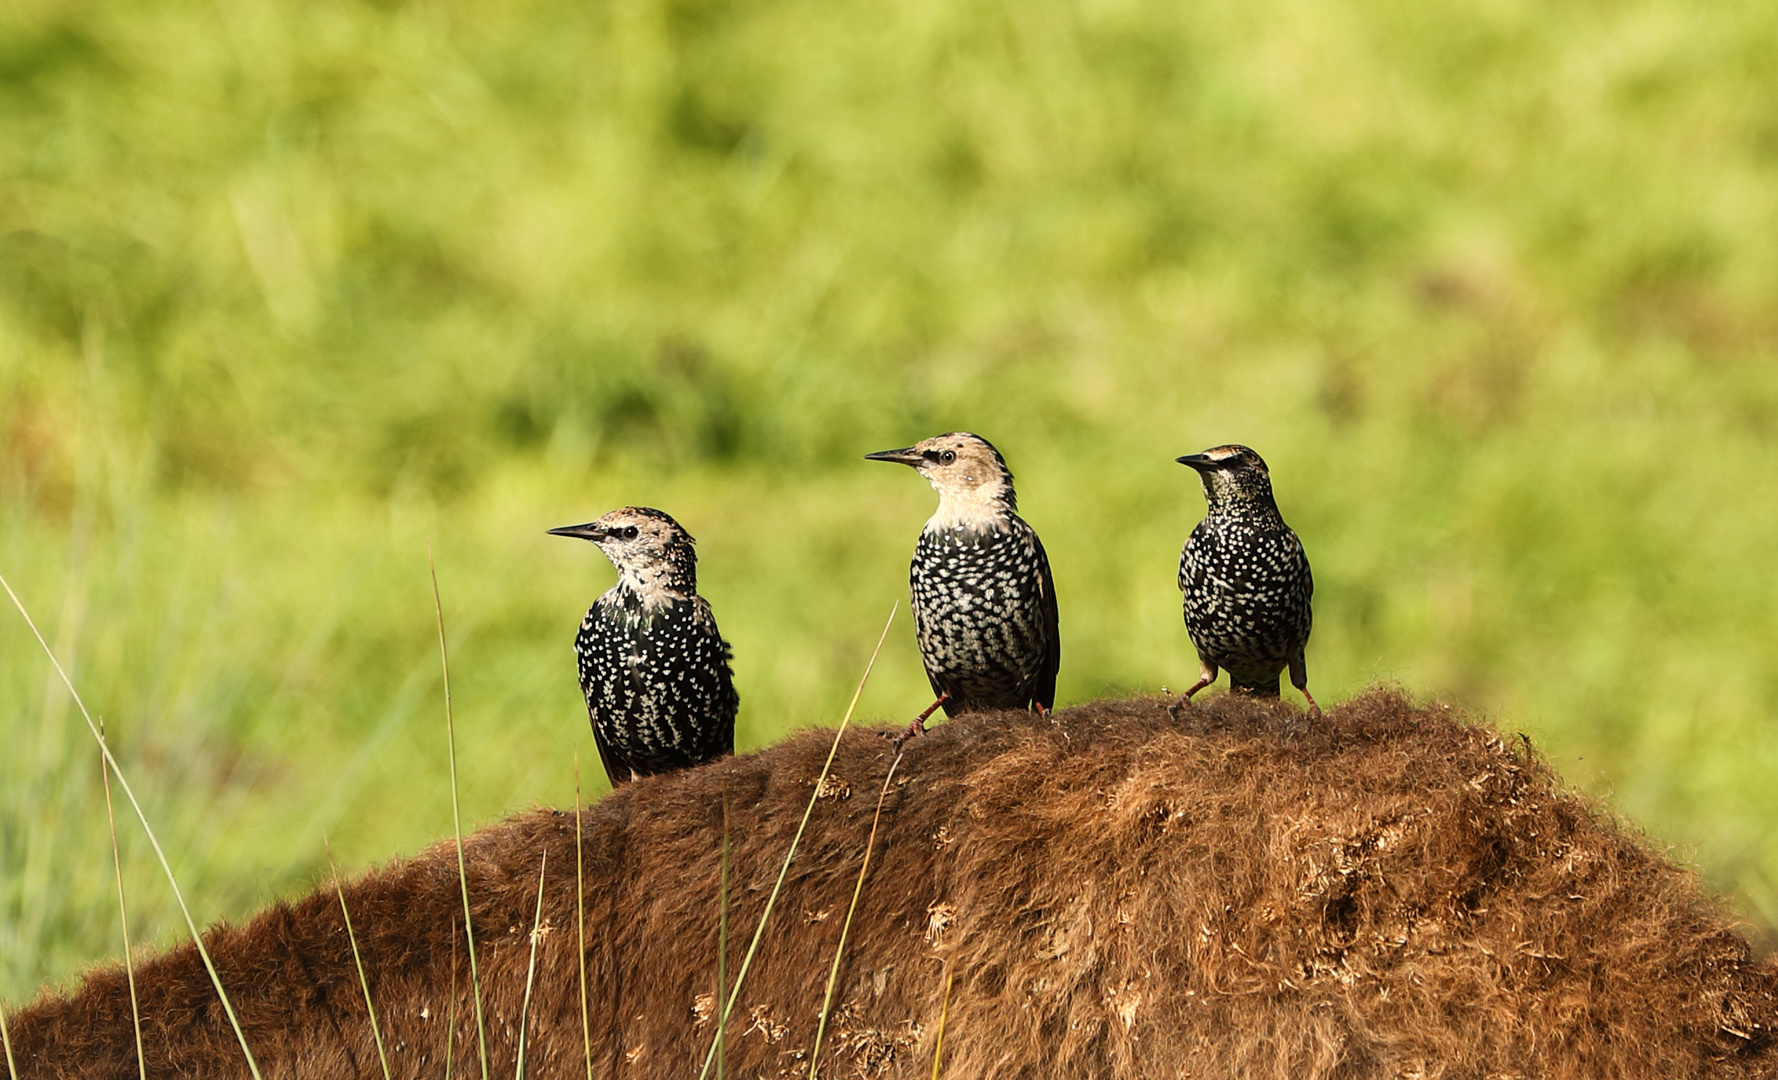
1175, 445, 1319, 717
866, 433, 1059, 721
548, 507, 738, 784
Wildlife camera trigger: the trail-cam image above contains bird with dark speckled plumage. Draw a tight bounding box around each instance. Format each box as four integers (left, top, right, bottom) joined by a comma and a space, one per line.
1175, 445, 1319, 718
866, 432, 1060, 737
548, 507, 738, 785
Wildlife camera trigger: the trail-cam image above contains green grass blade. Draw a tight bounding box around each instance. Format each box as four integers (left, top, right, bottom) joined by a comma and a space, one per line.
514, 850, 549, 1080
98, 721, 147, 1080
0, 573, 265, 1080
575, 755, 593, 1080
431, 550, 490, 1080
325, 834, 391, 1080
807, 748, 904, 1079
696, 601, 897, 1080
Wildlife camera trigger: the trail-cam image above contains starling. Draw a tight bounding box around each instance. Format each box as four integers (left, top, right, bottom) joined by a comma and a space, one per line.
865, 432, 1060, 734
547, 507, 738, 785
1174, 445, 1319, 717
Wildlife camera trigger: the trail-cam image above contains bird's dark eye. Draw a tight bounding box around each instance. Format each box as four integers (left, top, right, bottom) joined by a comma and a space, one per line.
622, 526, 639, 540
939, 450, 957, 464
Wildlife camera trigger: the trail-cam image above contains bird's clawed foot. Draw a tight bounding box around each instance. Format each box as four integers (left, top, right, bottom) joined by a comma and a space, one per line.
1165, 690, 1206, 723
887, 693, 950, 750
889, 718, 926, 750
1166, 670, 1216, 722
1300, 687, 1322, 721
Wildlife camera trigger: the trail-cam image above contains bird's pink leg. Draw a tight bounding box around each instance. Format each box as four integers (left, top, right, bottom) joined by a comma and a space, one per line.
1167, 659, 1218, 720
893, 692, 951, 746
1290, 654, 1321, 720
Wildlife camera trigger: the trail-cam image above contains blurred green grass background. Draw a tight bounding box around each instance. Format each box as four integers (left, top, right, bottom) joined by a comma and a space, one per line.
5, 0, 1778, 999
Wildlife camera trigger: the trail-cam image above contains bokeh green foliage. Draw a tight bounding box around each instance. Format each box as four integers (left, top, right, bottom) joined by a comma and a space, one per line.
5, 0, 1778, 998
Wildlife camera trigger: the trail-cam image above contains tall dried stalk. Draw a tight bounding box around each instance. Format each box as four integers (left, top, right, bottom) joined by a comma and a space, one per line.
430, 551, 489, 1080
695, 602, 898, 1080
0, 573, 264, 1080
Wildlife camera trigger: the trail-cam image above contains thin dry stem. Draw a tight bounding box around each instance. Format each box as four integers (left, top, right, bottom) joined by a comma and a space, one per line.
0, 572, 265, 1080
717, 789, 730, 1080
98, 721, 146, 1080
514, 851, 549, 1080
0, 996, 16, 1080
445, 919, 458, 1080
575, 755, 592, 1080
695, 601, 898, 1080
326, 833, 392, 1080
807, 748, 906, 1079
431, 548, 490, 1080
929, 972, 953, 1080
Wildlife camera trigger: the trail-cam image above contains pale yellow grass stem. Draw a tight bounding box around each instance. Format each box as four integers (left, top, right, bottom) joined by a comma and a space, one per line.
695, 602, 898, 1080
0, 573, 264, 1080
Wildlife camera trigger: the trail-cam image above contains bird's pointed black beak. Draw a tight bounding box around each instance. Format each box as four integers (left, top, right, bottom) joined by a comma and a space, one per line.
864, 447, 924, 467
1176, 453, 1215, 471
548, 522, 607, 542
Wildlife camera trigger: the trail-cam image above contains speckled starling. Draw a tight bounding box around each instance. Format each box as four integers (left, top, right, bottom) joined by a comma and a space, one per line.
865, 432, 1060, 734
548, 507, 738, 785
1175, 445, 1319, 717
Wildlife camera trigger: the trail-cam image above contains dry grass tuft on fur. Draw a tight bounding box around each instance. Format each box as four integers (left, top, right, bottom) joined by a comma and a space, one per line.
5, 690, 1776, 1078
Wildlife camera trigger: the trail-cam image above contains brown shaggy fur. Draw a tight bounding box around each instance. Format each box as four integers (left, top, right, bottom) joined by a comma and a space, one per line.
5, 691, 1776, 1079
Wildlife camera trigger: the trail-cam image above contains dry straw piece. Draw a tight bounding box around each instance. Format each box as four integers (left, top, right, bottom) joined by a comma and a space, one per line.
5, 691, 1776, 1079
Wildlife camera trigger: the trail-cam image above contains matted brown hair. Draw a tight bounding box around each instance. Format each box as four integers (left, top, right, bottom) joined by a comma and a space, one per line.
6, 690, 1775, 1078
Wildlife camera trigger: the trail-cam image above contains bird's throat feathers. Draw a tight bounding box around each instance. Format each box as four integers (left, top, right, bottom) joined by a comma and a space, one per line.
605, 550, 698, 609
1200, 473, 1285, 523
925, 483, 1017, 534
